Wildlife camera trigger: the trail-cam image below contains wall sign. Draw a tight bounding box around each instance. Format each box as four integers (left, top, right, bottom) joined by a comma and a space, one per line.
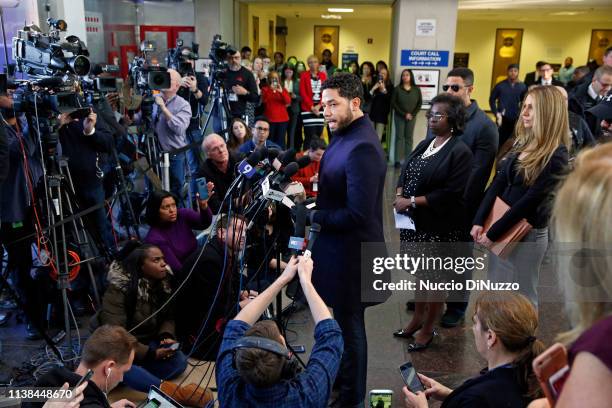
412, 69, 440, 109
416, 19, 436, 37
401, 50, 449, 67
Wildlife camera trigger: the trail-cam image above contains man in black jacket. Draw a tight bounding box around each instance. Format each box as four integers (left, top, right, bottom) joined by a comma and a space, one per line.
436, 68, 499, 327
224, 49, 259, 122
195, 133, 238, 213
571, 65, 612, 113
532, 62, 564, 87
310, 73, 387, 408
523, 61, 545, 87
24, 325, 137, 408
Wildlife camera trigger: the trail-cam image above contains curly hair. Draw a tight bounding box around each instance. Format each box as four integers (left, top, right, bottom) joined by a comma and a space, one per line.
429, 93, 467, 135
321, 72, 364, 102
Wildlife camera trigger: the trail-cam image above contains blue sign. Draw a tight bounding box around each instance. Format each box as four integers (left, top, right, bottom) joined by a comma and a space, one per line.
401, 50, 449, 67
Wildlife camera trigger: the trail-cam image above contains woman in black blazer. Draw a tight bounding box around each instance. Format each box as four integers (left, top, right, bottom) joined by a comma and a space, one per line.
393, 94, 473, 351
472, 86, 569, 307
402, 292, 544, 408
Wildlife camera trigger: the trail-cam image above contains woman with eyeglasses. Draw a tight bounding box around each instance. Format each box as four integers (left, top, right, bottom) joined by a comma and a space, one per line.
144, 189, 213, 273
393, 94, 473, 350
471, 86, 569, 307
392, 69, 423, 167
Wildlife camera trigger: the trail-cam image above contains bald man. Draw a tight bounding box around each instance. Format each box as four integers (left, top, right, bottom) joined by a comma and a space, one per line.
154, 68, 192, 201
195, 133, 238, 213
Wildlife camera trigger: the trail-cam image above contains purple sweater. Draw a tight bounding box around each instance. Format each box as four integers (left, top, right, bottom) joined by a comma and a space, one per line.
144, 207, 213, 272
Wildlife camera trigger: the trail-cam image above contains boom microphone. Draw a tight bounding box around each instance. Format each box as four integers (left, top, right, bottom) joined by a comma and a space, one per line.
303, 223, 321, 259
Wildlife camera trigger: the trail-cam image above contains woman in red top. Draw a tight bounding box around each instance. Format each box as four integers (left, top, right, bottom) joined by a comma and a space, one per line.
261, 71, 291, 148
299, 55, 327, 151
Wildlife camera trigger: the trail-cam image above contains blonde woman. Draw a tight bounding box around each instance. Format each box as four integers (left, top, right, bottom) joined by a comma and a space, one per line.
471, 86, 570, 306
526, 144, 612, 408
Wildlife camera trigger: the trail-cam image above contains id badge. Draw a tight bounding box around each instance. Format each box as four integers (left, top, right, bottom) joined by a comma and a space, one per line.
228, 92, 238, 102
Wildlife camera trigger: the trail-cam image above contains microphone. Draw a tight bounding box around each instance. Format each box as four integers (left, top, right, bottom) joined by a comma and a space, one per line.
237, 149, 261, 179
288, 204, 307, 254
280, 148, 296, 166
303, 223, 321, 259
296, 155, 311, 169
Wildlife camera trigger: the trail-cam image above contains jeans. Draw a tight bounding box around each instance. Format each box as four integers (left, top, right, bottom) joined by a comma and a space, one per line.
269, 121, 289, 149
488, 227, 549, 307
333, 306, 367, 408
76, 182, 115, 251
169, 152, 186, 206
185, 127, 204, 201
394, 114, 417, 164
123, 349, 188, 392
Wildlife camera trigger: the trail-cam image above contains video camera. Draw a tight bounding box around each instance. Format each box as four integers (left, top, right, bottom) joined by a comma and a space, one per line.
12, 18, 90, 78
80, 64, 120, 104
208, 34, 236, 77
128, 41, 171, 116
167, 39, 199, 77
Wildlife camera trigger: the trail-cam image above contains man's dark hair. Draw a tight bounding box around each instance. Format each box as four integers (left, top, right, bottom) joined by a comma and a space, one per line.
507, 63, 519, 71
574, 65, 590, 76
447, 67, 474, 86
535, 60, 546, 69
81, 325, 137, 367
235, 320, 285, 387
253, 116, 270, 128
605, 46, 612, 57
430, 93, 467, 135
321, 72, 364, 102
309, 137, 327, 151
240, 46, 252, 53
145, 190, 178, 226
322, 49, 332, 57
274, 51, 284, 59
216, 213, 247, 233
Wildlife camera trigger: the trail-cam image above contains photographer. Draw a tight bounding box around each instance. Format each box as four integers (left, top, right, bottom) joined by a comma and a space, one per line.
174, 47, 210, 202
153, 69, 192, 203
0, 94, 45, 339
216, 256, 344, 408
58, 108, 115, 251
224, 49, 259, 121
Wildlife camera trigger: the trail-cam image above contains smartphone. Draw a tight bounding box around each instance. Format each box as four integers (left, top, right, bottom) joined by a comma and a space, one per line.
399, 361, 425, 393
168, 342, 180, 351
368, 389, 392, 408
196, 177, 208, 200
74, 369, 93, 389
532, 343, 569, 406
69, 107, 91, 121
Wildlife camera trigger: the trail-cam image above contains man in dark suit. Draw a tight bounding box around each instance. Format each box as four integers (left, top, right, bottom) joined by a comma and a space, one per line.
435, 68, 499, 327
532, 62, 564, 87
310, 73, 387, 408
571, 65, 612, 113
523, 61, 545, 87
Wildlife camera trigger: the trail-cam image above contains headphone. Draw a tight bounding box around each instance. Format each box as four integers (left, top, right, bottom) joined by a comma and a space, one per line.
231, 336, 302, 380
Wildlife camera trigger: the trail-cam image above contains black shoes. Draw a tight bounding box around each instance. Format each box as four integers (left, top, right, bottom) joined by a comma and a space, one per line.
407, 330, 437, 352
393, 323, 423, 339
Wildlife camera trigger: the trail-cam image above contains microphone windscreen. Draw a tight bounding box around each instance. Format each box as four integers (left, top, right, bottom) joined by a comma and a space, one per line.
296, 155, 311, 169
281, 162, 300, 178
280, 148, 296, 166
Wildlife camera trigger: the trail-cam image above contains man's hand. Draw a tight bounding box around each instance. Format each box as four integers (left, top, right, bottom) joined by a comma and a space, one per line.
154, 96, 166, 107
232, 85, 248, 95
279, 256, 299, 285
83, 110, 97, 135
183, 76, 198, 92
393, 197, 411, 213
297, 256, 313, 283
110, 399, 136, 408
310, 174, 319, 183
470, 225, 484, 242
42, 382, 86, 408
58, 113, 73, 128
405, 113, 413, 121
155, 341, 176, 360
496, 112, 503, 127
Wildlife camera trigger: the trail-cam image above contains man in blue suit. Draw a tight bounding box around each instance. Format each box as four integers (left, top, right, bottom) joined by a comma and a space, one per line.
309, 73, 387, 408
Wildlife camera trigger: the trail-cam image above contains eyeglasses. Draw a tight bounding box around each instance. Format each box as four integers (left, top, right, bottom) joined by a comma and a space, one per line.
425, 113, 447, 122
255, 126, 270, 132
442, 84, 466, 92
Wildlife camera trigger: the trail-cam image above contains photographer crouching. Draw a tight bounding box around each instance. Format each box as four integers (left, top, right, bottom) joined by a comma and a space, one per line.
153, 69, 192, 205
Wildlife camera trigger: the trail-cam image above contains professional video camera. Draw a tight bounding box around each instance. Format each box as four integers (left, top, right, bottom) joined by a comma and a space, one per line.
12, 18, 90, 78
167, 39, 199, 77
128, 41, 171, 115
208, 34, 236, 77
81, 64, 120, 104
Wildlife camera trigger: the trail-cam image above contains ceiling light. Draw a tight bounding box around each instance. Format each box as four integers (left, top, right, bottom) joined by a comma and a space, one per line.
550, 11, 584, 15
321, 14, 342, 19
568, 0, 584, 2
328, 8, 353, 13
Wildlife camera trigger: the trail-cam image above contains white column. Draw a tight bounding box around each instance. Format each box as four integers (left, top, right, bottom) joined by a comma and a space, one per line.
57, 0, 87, 45
389, 0, 458, 161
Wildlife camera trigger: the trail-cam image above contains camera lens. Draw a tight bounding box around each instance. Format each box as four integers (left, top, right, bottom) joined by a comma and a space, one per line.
69, 55, 91, 76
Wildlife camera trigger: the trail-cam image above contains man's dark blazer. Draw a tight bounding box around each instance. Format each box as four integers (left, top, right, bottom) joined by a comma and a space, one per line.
570, 80, 599, 112
531, 78, 564, 87
441, 366, 529, 408
397, 136, 473, 233
524, 71, 538, 87
311, 115, 387, 312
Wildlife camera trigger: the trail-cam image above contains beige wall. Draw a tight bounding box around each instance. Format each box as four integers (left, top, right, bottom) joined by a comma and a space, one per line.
283, 17, 391, 67
455, 19, 612, 109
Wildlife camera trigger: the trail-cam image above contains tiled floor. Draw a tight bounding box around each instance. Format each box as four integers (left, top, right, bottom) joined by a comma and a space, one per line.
0, 166, 571, 407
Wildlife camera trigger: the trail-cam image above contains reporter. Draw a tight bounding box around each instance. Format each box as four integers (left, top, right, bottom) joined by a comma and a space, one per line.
292, 138, 327, 197
227, 117, 251, 154
94, 244, 213, 406
403, 292, 544, 408
23, 325, 138, 408
144, 189, 213, 272
216, 256, 344, 408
